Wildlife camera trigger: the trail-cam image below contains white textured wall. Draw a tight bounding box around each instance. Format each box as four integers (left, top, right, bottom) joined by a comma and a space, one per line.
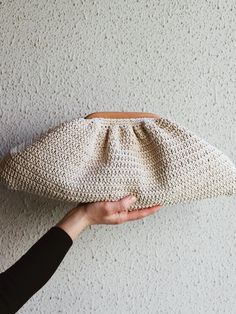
0, 0, 236, 313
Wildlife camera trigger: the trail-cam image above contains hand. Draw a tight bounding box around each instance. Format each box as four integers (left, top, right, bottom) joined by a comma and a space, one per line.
56, 195, 161, 240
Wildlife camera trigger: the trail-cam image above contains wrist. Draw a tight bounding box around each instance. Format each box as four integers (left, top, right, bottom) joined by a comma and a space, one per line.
56, 207, 91, 241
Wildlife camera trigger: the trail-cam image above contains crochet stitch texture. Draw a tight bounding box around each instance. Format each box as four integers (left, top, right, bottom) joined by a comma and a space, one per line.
0, 116, 236, 210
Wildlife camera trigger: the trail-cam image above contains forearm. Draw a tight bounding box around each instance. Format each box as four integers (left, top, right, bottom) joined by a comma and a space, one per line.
0, 226, 73, 314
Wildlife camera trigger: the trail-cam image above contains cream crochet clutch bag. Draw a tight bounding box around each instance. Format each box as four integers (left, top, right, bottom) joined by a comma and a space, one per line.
0, 111, 236, 210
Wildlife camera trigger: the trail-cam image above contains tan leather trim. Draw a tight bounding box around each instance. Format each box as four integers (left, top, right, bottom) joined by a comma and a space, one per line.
84, 112, 160, 119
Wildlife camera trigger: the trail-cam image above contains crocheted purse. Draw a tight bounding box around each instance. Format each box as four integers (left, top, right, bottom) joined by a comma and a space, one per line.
0, 111, 235, 210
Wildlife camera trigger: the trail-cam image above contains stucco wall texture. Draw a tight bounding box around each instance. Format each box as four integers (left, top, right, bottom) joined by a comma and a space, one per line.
0, 0, 236, 313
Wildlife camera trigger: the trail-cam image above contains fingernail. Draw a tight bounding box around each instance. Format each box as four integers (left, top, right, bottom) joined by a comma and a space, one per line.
128, 195, 136, 201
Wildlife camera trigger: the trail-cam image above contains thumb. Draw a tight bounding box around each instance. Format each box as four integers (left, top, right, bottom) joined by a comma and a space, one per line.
107, 195, 137, 213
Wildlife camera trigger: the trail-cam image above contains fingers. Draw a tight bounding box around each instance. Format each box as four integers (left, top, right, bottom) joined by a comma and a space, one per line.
126, 205, 161, 222
95, 195, 161, 225
109, 204, 161, 224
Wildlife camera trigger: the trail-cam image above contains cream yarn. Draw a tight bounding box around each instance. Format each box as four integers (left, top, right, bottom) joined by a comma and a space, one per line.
0, 116, 236, 210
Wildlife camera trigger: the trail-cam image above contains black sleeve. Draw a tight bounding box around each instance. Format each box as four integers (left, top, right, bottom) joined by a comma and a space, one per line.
0, 226, 73, 314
